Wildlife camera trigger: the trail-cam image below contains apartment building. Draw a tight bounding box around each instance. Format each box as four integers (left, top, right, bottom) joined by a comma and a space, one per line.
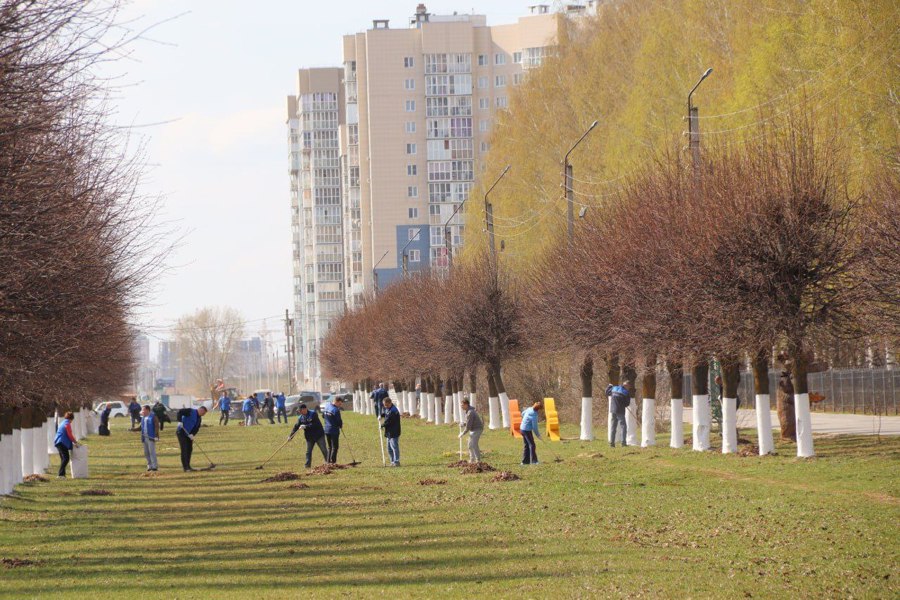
341, 4, 562, 305
286, 68, 345, 390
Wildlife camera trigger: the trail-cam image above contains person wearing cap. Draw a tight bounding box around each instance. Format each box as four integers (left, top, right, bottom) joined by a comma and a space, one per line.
321, 397, 344, 464
380, 397, 401, 466
605, 381, 632, 447
289, 404, 327, 468
458, 398, 484, 463
175, 405, 207, 472
140, 405, 160, 471
370, 383, 389, 418
53, 411, 80, 478
275, 392, 288, 424
519, 401, 542, 465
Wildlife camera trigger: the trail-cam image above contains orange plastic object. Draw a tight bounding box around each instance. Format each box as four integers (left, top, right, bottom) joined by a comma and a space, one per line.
543, 397, 561, 441
810, 392, 826, 404
509, 399, 522, 438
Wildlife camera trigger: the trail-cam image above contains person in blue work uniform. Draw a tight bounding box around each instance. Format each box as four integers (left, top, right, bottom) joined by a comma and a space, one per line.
99, 404, 112, 436
53, 411, 80, 478
289, 404, 327, 468
176, 405, 207, 472
519, 401, 542, 465
370, 383, 389, 418
321, 397, 344, 464
216, 392, 231, 426
275, 392, 288, 424
241, 394, 255, 427
380, 397, 401, 466
605, 381, 632, 448
140, 405, 160, 471
128, 397, 141, 428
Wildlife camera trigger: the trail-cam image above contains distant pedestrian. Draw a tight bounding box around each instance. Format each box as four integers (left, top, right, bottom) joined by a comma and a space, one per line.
289, 404, 327, 468
381, 397, 401, 466
152, 400, 170, 431
175, 405, 207, 472
140, 405, 160, 471
459, 399, 484, 463
99, 404, 111, 436
275, 392, 288, 423
322, 397, 344, 463
264, 392, 275, 424
606, 381, 631, 447
53, 411, 80, 478
128, 397, 141, 428
370, 383, 389, 418
519, 401, 542, 465
241, 395, 255, 426
251, 394, 261, 425
216, 392, 231, 426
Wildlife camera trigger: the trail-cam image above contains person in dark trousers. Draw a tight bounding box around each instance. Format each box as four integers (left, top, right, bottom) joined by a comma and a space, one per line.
370, 383, 389, 418
128, 397, 141, 428
381, 397, 401, 466
98, 405, 111, 436
263, 392, 275, 424
152, 400, 170, 431
322, 397, 344, 464
275, 392, 287, 423
289, 404, 327, 468
241, 394, 255, 426
54, 411, 79, 477
140, 405, 160, 471
251, 394, 261, 425
606, 381, 632, 447
175, 405, 207, 472
215, 392, 231, 426
519, 401, 542, 465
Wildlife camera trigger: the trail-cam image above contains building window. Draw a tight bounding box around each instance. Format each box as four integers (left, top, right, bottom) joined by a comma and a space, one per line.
513, 73, 523, 86
480, 141, 490, 152
495, 96, 508, 109
495, 75, 506, 88
479, 120, 489, 132
405, 100, 416, 112
479, 97, 489, 110
407, 164, 417, 176
404, 56, 415, 68
405, 121, 416, 133
513, 51, 522, 64
408, 207, 418, 219
408, 185, 418, 198
406, 143, 417, 155
494, 53, 506, 65
408, 249, 421, 262
478, 54, 487, 66
404, 78, 415, 90
477, 76, 488, 90
408, 227, 421, 241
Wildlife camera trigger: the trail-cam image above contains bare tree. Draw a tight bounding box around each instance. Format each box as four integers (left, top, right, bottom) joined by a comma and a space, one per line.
175, 307, 244, 397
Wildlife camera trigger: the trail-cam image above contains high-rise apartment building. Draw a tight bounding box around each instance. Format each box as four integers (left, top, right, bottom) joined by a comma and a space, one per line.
286, 68, 345, 390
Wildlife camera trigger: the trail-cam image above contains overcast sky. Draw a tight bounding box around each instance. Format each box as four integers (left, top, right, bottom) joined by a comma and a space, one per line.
110, 0, 532, 352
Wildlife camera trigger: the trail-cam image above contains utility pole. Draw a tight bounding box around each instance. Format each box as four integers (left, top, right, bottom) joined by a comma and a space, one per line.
402, 252, 408, 276
482, 165, 510, 260
563, 121, 598, 244
444, 226, 453, 271
283, 309, 295, 394
687, 68, 713, 172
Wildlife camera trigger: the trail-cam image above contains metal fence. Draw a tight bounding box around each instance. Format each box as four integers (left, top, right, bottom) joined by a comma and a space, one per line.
677, 368, 899, 415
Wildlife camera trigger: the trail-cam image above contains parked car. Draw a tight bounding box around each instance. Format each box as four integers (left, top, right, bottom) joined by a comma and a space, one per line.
94, 401, 128, 418
286, 391, 322, 416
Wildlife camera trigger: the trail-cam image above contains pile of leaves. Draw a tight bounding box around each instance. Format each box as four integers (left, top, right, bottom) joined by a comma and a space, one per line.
418, 478, 448, 486
288, 482, 310, 489
260, 472, 300, 483
490, 471, 521, 482
309, 463, 348, 475
2, 558, 35, 568
79, 489, 113, 496
459, 462, 496, 474
739, 445, 761, 457
446, 460, 469, 468
23, 475, 48, 483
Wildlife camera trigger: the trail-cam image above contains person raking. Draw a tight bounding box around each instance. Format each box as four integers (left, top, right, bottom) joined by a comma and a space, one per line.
519, 401, 542, 465
289, 404, 327, 468
176, 404, 207, 472
322, 396, 344, 464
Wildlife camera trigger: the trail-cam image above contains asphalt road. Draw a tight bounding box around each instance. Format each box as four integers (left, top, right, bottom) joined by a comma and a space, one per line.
682, 407, 900, 436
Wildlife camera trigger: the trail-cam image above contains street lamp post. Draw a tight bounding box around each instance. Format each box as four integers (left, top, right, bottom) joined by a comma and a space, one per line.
687, 67, 713, 171
482, 165, 511, 259
564, 120, 599, 243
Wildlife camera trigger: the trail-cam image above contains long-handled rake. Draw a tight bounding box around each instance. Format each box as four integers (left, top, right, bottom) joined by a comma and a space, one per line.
254, 436, 294, 470
536, 435, 564, 463
192, 439, 218, 470
376, 415, 387, 467
341, 429, 362, 466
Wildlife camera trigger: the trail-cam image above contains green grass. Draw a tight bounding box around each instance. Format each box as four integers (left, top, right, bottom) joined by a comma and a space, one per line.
1, 413, 898, 599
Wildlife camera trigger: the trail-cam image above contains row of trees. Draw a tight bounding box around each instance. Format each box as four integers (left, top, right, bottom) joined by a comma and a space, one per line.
1, 1, 161, 473
322, 116, 897, 458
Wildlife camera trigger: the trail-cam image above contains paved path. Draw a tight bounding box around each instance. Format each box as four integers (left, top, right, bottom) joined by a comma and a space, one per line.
681, 408, 900, 436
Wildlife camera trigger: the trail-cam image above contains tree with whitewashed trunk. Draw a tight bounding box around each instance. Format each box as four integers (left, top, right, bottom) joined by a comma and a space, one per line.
691, 359, 711, 451
579, 355, 595, 441
641, 359, 657, 447
486, 368, 500, 430
751, 350, 775, 455
667, 360, 685, 449
622, 363, 640, 447
719, 355, 740, 454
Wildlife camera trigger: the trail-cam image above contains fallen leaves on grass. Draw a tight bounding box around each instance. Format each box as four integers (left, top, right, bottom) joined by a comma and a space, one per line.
261, 472, 300, 483
490, 471, 520, 482
2, 558, 35, 568
576, 452, 605, 459
23, 475, 48, 483
459, 462, 495, 474
418, 478, 447, 486
288, 482, 310, 489
739, 445, 761, 457
309, 464, 348, 475
79, 489, 113, 496
446, 460, 469, 468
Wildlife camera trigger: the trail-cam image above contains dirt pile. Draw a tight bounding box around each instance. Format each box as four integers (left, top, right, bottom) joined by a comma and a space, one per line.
309, 463, 348, 475
288, 482, 310, 489
418, 478, 447, 486
261, 472, 300, 483
80, 489, 113, 496
739, 445, 761, 457
2, 558, 35, 568
459, 462, 495, 474
490, 471, 521, 482
446, 460, 469, 468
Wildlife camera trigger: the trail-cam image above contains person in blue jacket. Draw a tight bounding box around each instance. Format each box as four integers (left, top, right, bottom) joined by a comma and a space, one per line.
216, 392, 231, 426
175, 405, 207, 472
275, 392, 287, 424
289, 404, 327, 468
519, 401, 542, 465
99, 404, 111, 436
140, 405, 160, 471
53, 411, 80, 478
241, 394, 255, 427
128, 397, 141, 428
605, 381, 632, 448
321, 397, 344, 464
380, 397, 401, 467
370, 383, 389, 418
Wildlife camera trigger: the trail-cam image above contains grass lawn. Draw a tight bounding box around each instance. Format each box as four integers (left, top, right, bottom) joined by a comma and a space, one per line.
1, 412, 898, 599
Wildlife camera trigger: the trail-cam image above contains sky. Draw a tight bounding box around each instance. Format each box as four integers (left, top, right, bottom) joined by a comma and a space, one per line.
108, 0, 533, 354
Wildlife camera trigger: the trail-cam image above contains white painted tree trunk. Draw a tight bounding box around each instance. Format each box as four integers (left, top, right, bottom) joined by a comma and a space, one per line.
607, 398, 614, 445
21, 427, 34, 476
625, 402, 638, 446
11, 428, 23, 490
0, 436, 10, 495
580, 397, 594, 441
692, 394, 710, 451
433, 394, 443, 424
488, 396, 500, 430
640, 399, 655, 447
418, 393, 426, 419
469, 392, 477, 410
795, 392, 815, 457
454, 392, 463, 422
423, 393, 432, 422
670, 399, 684, 448
48, 414, 58, 455
33, 419, 46, 474
754, 394, 774, 455
721, 397, 737, 454
443, 396, 453, 424
498, 392, 511, 428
